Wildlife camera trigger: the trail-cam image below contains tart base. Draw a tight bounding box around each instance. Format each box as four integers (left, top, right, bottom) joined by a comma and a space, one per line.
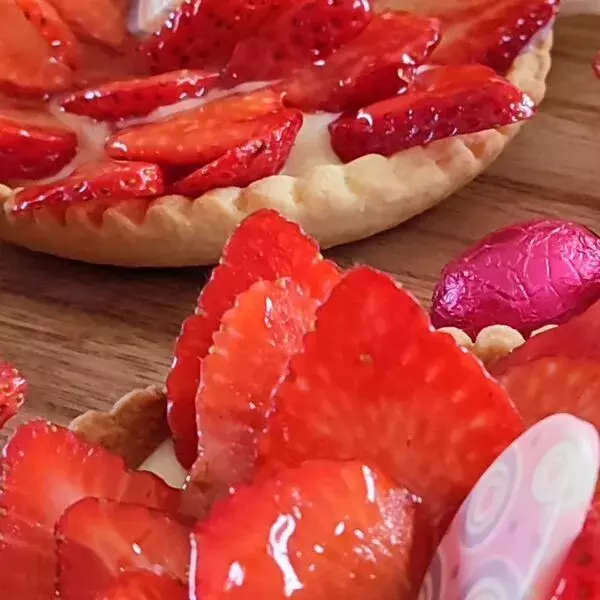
0, 35, 552, 268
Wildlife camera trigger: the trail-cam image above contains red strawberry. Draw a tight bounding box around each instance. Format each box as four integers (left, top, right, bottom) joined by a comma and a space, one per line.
0, 361, 27, 429
106, 89, 285, 166
433, 0, 559, 75
139, 0, 291, 74
191, 460, 418, 599
99, 572, 187, 600
12, 160, 164, 214
595, 51, 600, 78
0, 421, 181, 599
57, 498, 190, 600
172, 109, 303, 196
167, 209, 341, 468
489, 300, 600, 430
280, 12, 440, 113
60, 70, 220, 121
257, 267, 523, 559
329, 64, 535, 163
191, 278, 319, 504
223, 0, 372, 85
0, 106, 77, 181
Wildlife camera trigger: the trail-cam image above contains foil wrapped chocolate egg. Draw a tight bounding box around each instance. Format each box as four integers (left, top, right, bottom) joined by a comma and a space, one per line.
430, 219, 600, 337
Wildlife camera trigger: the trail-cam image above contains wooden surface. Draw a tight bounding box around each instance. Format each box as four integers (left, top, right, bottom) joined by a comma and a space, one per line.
1, 16, 599, 444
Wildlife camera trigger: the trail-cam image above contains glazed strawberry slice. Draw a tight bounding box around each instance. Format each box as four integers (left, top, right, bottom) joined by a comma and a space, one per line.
223, 0, 372, 84
172, 109, 303, 196
0, 361, 27, 430
60, 70, 220, 121
12, 160, 164, 214
167, 209, 341, 468
0, 421, 181, 599
57, 498, 190, 600
0, 106, 77, 181
99, 572, 187, 600
191, 460, 418, 599
106, 89, 285, 166
190, 278, 319, 504
280, 11, 440, 113
329, 64, 535, 163
257, 267, 523, 560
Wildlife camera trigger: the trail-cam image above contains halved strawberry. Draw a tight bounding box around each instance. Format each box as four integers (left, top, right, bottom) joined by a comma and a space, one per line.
0, 106, 77, 181
99, 572, 187, 600
12, 160, 164, 214
0, 361, 27, 429
191, 278, 319, 504
57, 498, 190, 600
191, 460, 418, 599
106, 88, 285, 166
60, 69, 220, 121
329, 64, 535, 163
280, 11, 440, 113
257, 267, 523, 559
223, 0, 372, 84
0, 421, 181, 599
172, 109, 303, 196
167, 209, 341, 468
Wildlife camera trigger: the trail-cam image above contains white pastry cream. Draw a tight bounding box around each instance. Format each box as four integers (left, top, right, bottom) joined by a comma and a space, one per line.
140, 439, 188, 489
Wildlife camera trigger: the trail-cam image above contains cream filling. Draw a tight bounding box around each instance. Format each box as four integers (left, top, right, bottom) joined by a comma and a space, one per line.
140, 439, 188, 488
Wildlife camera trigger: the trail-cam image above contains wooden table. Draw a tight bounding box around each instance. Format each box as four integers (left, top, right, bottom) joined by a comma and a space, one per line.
1, 15, 599, 444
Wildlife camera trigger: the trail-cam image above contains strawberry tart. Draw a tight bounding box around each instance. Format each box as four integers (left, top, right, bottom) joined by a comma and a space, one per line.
0, 0, 558, 267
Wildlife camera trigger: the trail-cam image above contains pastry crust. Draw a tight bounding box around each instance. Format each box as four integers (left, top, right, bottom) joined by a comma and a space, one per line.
0, 34, 553, 267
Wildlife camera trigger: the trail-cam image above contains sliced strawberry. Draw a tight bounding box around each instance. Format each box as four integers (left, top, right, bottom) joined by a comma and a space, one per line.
60, 69, 220, 121
106, 88, 285, 166
12, 160, 164, 214
192, 460, 418, 599
0, 421, 181, 599
280, 11, 440, 113
172, 109, 303, 196
257, 267, 523, 559
329, 64, 535, 163
223, 0, 372, 85
16, 0, 81, 69
57, 498, 190, 600
0, 361, 27, 429
139, 0, 291, 74
99, 572, 187, 600
167, 209, 341, 468
0, 106, 77, 181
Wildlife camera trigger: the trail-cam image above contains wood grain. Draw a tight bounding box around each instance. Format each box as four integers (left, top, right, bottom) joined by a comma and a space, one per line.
1, 16, 599, 445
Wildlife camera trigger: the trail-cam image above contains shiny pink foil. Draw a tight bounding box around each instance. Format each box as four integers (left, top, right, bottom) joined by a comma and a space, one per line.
430, 219, 600, 337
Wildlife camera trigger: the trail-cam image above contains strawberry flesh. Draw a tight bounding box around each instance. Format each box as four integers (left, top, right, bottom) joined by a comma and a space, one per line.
223, 0, 372, 84
57, 498, 190, 600
172, 109, 303, 196
191, 460, 418, 599
60, 69, 221, 121
99, 572, 187, 600
329, 64, 535, 163
0, 361, 27, 430
167, 209, 341, 468
12, 160, 164, 214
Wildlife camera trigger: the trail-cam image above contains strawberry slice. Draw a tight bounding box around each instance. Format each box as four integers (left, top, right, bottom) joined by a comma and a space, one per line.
0, 361, 27, 430
106, 89, 285, 166
329, 64, 535, 163
0, 421, 181, 599
12, 160, 164, 214
57, 498, 190, 600
279, 12, 440, 113
139, 0, 291, 74
191, 278, 319, 504
167, 209, 341, 468
172, 109, 303, 196
60, 70, 220, 121
223, 0, 372, 85
0, 106, 77, 181
191, 460, 418, 599
256, 267, 523, 560
99, 572, 187, 600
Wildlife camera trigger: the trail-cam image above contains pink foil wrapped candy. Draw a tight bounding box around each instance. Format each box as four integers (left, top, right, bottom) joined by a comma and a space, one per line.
431, 219, 600, 337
